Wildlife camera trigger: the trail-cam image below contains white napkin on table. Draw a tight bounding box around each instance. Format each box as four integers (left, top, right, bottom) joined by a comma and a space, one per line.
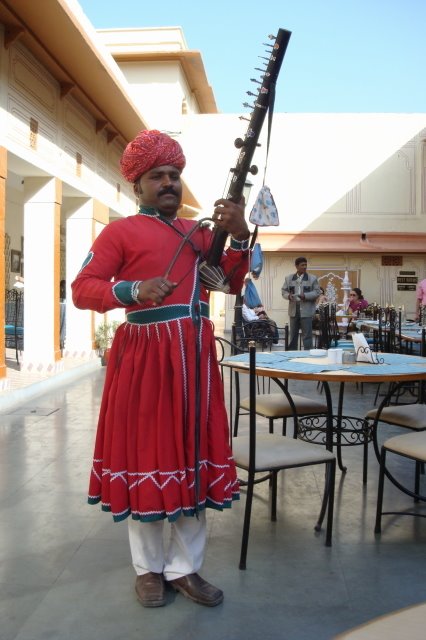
352, 332, 379, 364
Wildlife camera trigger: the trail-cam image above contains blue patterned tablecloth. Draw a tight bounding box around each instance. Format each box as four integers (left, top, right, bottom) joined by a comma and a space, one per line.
356, 320, 422, 339
223, 350, 426, 376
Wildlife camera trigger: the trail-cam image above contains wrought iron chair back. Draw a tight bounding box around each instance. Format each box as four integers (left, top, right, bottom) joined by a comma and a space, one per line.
232, 343, 336, 569
376, 306, 402, 354
317, 303, 339, 349
232, 322, 288, 353
5, 289, 24, 365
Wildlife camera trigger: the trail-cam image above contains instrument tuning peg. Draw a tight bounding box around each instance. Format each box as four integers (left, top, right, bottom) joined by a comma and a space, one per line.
267, 34, 276, 40
250, 78, 262, 85
255, 66, 267, 72
249, 165, 259, 175
263, 43, 274, 48
238, 115, 251, 122
243, 101, 256, 109
246, 91, 258, 97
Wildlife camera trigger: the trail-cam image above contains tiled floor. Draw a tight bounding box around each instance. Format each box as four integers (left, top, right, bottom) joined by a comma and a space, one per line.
1, 350, 426, 640
0, 349, 100, 413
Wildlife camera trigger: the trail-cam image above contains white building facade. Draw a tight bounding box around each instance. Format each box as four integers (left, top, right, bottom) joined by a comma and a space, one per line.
1, 0, 425, 391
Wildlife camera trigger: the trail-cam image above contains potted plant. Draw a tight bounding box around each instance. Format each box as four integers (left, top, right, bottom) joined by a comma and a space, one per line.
94, 320, 120, 365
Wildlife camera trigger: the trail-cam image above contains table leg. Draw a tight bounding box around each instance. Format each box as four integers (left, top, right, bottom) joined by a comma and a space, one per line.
298, 380, 370, 483
321, 380, 334, 453
336, 382, 348, 474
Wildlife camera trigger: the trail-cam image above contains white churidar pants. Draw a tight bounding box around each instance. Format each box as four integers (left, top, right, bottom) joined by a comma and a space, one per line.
128, 511, 207, 581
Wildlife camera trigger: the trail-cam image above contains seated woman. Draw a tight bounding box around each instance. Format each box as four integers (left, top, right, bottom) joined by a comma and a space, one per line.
346, 288, 369, 332
347, 288, 369, 319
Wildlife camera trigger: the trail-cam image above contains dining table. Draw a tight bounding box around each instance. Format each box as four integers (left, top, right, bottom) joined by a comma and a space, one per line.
357, 318, 425, 344
223, 349, 426, 484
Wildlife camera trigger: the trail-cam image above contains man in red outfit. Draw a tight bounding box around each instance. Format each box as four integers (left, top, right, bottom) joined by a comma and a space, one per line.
72, 130, 249, 608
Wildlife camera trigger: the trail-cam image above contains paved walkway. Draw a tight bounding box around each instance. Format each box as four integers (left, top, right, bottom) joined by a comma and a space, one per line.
1, 353, 426, 639
0, 349, 100, 413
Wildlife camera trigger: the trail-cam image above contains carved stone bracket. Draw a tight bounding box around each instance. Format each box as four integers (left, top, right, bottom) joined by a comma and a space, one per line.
106, 130, 118, 144
60, 82, 75, 99
4, 25, 25, 49
96, 120, 108, 134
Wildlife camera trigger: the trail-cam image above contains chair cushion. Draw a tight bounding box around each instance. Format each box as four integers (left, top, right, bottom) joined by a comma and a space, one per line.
384, 431, 426, 460
365, 403, 426, 430
334, 601, 426, 640
240, 393, 327, 417
232, 434, 335, 471
5, 324, 23, 336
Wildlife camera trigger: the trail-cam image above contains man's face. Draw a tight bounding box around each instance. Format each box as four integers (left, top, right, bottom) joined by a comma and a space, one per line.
135, 165, 182, 216
296, 261, 308, 275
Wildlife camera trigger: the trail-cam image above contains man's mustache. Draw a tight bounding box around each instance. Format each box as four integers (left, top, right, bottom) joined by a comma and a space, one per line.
158, 187, 178, 197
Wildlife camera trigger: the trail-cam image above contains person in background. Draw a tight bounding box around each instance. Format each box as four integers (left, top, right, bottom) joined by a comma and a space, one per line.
313, 287, 328, 333
59, 279, 66, 302
316, 287, 328, 306
281, 257, 321, 350
72, 130, 249, 609
415, 278, 426, 322
242, 300, 279, 343
242, 302, 266, 322
346, 288, 369, 320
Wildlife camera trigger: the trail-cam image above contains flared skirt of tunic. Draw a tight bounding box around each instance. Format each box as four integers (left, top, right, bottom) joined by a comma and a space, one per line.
88, 317, 239, 521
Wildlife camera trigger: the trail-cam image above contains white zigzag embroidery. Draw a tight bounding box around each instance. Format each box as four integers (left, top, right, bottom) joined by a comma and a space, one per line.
94, 459, 224, 492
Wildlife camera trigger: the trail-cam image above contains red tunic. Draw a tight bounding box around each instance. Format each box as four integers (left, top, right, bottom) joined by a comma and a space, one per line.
72, 210, 249, 522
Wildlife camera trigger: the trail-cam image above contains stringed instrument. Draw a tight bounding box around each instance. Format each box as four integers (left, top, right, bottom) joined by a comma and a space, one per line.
199, 28, 292, 292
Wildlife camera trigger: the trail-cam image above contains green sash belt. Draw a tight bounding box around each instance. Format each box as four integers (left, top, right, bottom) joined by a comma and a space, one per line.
126, 302, 209, 325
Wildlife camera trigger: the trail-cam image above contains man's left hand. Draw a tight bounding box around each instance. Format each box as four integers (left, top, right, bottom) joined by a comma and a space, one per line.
212, 197, 250, 241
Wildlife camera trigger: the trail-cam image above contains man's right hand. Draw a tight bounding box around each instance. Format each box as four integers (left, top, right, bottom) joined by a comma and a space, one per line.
137, 278, 177, 305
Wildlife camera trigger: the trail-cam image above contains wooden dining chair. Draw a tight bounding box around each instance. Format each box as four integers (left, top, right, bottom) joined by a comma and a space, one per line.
375, 430, 426, 534
232, 343, 336, 569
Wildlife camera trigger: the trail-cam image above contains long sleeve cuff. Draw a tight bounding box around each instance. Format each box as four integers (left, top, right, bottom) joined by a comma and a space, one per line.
230, 236, 250, 251
112, 280, 142, 305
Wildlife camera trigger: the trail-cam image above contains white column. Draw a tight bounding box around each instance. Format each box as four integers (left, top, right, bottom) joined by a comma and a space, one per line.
0, 147, 7, 382
342, 270, 351, 308
65, 198, 108, 354
23, 177, 61, 369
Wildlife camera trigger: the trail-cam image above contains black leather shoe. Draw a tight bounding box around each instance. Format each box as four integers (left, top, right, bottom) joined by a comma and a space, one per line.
135, 572, 166, 607
169, 573, 223, 607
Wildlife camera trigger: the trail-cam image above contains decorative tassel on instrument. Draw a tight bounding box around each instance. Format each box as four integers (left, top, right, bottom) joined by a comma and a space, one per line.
199, 27, 292, 292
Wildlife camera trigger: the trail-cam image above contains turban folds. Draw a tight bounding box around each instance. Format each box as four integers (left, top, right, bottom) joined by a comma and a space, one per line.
120, 129, 186, 183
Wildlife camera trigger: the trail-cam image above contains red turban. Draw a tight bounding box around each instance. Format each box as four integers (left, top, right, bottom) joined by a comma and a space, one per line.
120, 129, 186, 182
